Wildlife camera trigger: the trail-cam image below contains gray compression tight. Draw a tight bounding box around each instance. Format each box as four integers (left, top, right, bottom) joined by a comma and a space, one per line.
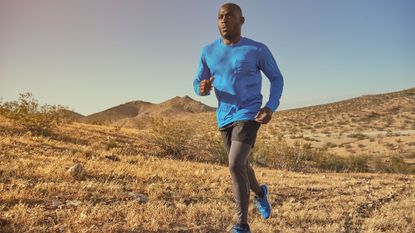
228, 140, 262, 225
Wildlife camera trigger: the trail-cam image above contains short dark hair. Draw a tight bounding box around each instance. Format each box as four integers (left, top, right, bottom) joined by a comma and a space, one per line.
220, 3, 243, 16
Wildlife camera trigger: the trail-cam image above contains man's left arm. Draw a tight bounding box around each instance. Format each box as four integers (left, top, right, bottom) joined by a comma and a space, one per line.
259, 44, 284, 113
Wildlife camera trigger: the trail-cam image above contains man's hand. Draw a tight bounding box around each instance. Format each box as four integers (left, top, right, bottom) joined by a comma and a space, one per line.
255, 107, 273, 124
199, 76, 215, 96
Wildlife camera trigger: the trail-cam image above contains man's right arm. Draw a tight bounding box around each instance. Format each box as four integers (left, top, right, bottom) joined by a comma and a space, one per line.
193, 47, 211, 96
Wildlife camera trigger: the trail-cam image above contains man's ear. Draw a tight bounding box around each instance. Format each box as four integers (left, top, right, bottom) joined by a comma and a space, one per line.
241, 16, 245, 24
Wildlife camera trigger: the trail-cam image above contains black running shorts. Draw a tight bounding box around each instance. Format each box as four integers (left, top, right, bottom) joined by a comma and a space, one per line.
219, 119, 261, 151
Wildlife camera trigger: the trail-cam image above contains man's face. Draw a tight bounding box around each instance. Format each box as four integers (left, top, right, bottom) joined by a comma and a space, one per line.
217, 5, 244, 40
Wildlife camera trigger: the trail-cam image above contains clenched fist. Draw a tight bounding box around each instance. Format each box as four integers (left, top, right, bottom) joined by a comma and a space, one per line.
255, 107, 273, 124
199, 76, 215, 96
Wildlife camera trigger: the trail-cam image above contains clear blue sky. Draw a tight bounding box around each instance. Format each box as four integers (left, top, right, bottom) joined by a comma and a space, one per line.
1, 0, 414, 115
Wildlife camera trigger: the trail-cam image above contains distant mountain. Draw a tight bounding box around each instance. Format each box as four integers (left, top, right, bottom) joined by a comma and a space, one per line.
141, 95, 216, 116
76, 95, 215, 128
80, 100, 155, 124
114, 95, 216, 129
59, 109, 85, 122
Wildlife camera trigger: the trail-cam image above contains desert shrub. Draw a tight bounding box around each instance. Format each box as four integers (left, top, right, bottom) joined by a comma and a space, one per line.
358, 144, 365, 148
147, 117, 230, 164
148, 116, 194, 160
105, 138, 118, 150
312, 154, 370, 172
313, 154, 414, 174
405, 151, 415, 159
372, 156, 415, 174
347, 133, 369, 140
346, 155, 370, 172
251, 134, 317, 172
202, 131, 228, 164
407, 141, 415, 146
324, 142, 337, 149
313, 154, 348, 172
0, 93, 67, 136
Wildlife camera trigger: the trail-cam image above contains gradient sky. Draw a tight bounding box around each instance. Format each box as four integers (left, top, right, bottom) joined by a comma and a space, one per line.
1, 0, 414, 115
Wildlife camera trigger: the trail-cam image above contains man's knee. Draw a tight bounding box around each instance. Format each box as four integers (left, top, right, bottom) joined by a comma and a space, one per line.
229, 159, 246, 174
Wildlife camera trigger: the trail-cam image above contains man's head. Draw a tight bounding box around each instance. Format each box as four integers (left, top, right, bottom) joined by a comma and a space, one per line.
218, 3, 245, 41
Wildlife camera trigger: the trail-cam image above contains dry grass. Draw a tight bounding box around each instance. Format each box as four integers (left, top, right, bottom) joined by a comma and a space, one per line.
1, 116, 414, 232
1, 89, 415, 232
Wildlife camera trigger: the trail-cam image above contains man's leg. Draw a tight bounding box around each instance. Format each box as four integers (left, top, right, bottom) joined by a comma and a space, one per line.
247, 163, 262, 197
228, 140, 251, 225
221, 124, 263, 197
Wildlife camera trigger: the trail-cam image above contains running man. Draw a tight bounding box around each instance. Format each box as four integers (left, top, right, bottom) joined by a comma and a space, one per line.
193, 3, 284, 233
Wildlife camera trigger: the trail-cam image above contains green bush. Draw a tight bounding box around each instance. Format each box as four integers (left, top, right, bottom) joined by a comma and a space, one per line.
0, 93, 67, 136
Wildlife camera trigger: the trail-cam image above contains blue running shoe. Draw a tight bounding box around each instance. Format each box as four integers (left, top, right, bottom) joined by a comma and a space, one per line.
254, 184, 272, 219
232, 223, 251, 233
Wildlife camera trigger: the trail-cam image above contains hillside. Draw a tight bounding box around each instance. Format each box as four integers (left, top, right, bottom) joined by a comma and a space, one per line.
114, 96, 216, 129
0, 117, 414, 232
274, 87, 415, 132
64, 87, 415, 159
168, 87, 415, 161
79, 96, 215, 129
264, 87, 415, 158
60, 109, 85, 122
81, 100, 155, 124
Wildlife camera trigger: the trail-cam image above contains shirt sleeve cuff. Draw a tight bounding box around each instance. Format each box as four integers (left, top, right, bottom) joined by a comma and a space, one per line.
265, 101, 279, 113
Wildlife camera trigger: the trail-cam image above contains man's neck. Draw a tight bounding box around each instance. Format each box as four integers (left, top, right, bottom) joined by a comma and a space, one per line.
221, 35, 242, 46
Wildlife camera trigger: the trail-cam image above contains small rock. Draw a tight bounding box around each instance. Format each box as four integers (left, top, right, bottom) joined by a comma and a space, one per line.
66, 200, 82, 207
130, 192, 148, 203
52, 199, 63, 207
67, 163, 85, 179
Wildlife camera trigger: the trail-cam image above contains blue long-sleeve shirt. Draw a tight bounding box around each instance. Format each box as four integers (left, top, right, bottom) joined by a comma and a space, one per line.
193, 37, 284, 128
